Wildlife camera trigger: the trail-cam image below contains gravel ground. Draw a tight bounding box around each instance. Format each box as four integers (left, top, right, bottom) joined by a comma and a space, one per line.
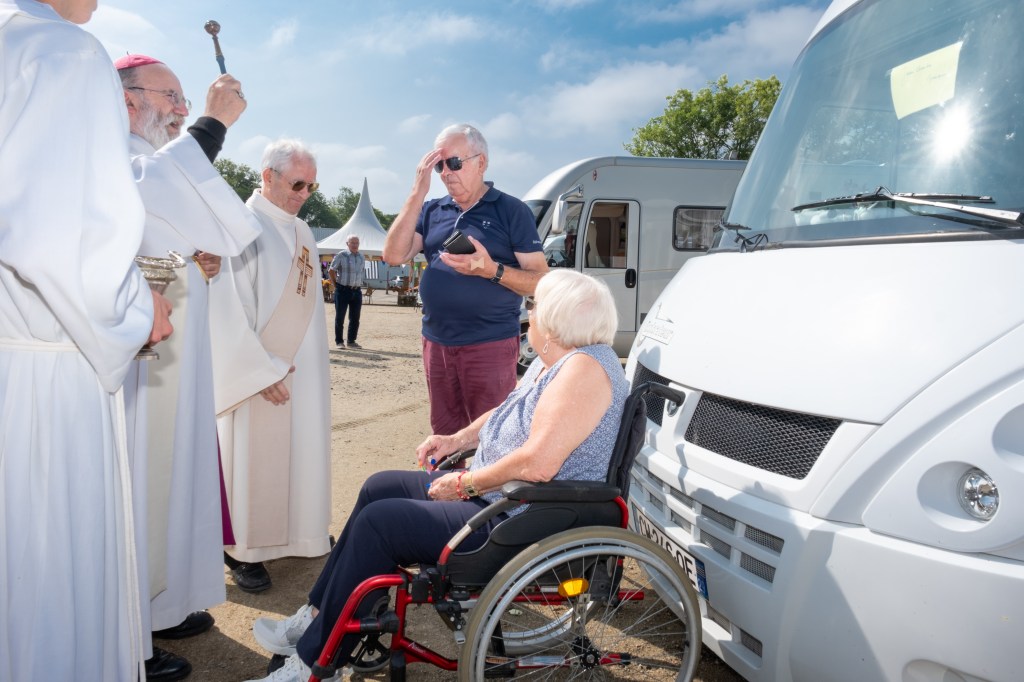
162, 293, 745, 682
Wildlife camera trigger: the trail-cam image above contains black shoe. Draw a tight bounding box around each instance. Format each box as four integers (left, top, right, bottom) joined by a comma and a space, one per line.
223, 551, 241, 570
153, 611, 214, 640
146, 647, 192, 682
347, 340, 361, 349
231, 561, 272, 593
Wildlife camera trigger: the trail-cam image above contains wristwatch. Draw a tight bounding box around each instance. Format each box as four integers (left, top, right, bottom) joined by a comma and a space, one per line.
490, 263, 505, 284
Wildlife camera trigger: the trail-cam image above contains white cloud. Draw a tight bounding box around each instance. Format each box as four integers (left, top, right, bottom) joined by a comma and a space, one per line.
89, 6, 166, 59
683, 5, 824, 77
238, 134, 274, 166
351, 14, 490, 56
398, 114, 433, 135
538, 44, 598, 73
531, 0, 600, 10
522, 61, 699, 135
267, 19, 299, 50
635, 0, 772, 23
482, 112, 523, 141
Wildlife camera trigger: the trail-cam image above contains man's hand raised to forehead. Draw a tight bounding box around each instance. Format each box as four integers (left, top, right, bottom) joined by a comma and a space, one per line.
204, 74, 246, 128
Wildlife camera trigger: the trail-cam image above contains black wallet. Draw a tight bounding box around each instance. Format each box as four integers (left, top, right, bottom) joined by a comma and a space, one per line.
442, 229, 475, 254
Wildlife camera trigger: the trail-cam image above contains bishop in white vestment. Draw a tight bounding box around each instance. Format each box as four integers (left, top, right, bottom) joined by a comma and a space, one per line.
0, 1, 158, 679
209, 140, 332, 574
117, 55, 262, 655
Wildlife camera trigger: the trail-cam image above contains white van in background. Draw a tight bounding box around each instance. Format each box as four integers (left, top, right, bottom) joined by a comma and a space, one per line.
624, 1, 1024, 680
516, 156, 745, 371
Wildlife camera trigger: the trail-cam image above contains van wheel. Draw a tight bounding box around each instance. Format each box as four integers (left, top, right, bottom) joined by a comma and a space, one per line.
518, 327, 536, 375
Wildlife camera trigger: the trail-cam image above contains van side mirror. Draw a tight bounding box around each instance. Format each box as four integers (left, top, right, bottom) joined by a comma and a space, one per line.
550, 184, 583, 235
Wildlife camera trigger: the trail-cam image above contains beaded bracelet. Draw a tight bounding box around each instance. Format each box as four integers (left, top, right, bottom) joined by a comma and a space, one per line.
456, 471, 471, 501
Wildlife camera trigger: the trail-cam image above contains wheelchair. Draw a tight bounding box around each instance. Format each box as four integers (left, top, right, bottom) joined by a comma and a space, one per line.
306, 382, 701, 681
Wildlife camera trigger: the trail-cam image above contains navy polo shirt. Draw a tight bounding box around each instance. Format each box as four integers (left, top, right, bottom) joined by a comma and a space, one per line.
416, 183, 542, 346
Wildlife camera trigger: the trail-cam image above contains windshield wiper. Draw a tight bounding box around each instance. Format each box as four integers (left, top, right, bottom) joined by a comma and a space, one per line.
792, 186, 1024, 228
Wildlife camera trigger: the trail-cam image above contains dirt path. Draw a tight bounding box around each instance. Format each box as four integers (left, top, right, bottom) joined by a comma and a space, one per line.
163, 293, 743, 681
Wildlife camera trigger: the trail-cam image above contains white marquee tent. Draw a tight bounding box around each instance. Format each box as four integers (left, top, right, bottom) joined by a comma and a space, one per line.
317, 177, 388, 256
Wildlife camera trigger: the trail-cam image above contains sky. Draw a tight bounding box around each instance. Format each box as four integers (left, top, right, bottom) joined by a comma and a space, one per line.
87, 0, 831, 217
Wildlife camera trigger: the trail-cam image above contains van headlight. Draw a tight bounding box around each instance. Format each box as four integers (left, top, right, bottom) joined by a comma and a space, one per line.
957, 468, 999, 521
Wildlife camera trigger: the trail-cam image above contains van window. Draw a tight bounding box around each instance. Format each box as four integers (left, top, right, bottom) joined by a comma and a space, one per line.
545, 201, 583, 268
585, 202, 630, 268
674, 206, 725, 250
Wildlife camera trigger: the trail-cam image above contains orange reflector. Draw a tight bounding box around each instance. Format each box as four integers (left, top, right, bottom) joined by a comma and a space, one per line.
558, 578, 589, 598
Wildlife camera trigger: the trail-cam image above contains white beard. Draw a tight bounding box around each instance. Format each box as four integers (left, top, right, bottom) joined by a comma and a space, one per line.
137, 104, 180, 149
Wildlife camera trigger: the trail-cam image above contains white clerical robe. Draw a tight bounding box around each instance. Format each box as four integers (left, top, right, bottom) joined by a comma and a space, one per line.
209, 190, 332, 563
0, 2, 150, 680
128, 133, 262, 636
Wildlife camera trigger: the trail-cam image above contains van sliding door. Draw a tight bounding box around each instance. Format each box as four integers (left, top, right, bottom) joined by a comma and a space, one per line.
581, 200, 640, 349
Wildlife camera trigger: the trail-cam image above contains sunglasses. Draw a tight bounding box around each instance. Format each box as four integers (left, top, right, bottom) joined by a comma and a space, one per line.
434, 153, 482, 173
271, 168, 320, 193
524, 296, 536, 312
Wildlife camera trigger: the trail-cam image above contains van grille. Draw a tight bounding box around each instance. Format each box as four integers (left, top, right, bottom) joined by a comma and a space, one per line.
631, 363, 671, 426
685, 392, 840, 479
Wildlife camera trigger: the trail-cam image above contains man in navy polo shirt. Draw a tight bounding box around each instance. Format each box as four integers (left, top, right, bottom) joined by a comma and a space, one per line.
384, 124, 547, 435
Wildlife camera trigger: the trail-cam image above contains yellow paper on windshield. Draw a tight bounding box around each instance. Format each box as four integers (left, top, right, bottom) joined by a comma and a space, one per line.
890, 42, 962, 119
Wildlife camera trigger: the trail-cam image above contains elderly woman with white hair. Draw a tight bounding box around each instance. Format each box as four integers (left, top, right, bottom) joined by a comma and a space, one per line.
247, 269, 628, 682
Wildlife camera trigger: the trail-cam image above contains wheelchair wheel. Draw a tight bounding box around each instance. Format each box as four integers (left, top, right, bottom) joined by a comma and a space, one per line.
458, 526, 701, 681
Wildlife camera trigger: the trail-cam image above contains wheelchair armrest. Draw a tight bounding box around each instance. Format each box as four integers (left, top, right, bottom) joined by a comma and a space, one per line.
435, 449, 476, 471
501, 480, 622, 503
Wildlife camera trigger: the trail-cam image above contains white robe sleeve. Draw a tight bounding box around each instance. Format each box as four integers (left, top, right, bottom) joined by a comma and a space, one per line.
0, 28, 151, 391
130, 134, 262, 257
208, 240, 292, 415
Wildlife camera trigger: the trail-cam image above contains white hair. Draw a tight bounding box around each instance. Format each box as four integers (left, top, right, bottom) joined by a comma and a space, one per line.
533, 270, 617, 348
261, 138, 316, 176
434, 123, 489, 157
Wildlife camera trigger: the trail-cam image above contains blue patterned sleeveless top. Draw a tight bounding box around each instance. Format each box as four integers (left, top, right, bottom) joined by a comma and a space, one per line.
470, 344, 628, 515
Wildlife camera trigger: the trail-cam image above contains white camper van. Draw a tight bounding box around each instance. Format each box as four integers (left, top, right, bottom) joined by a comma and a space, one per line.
621, 1, 1024, 681
517, 156, 744, 371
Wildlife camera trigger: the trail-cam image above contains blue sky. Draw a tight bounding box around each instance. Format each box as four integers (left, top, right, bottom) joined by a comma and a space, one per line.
87, 0, 830, 216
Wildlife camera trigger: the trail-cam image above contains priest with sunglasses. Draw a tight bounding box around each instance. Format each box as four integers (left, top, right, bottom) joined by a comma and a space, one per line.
208, 139, 332, 596
383, 124, 548, 436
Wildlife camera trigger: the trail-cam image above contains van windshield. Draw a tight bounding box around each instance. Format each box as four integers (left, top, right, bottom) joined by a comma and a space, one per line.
524, 199, 550, 230
720, 0, 1024, 248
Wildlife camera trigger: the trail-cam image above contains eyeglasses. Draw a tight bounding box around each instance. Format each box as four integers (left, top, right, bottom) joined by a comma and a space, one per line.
434, 153, 482, 173
271, 168, 320, 194
524, 296, 536, 312
126, 87, 191, 112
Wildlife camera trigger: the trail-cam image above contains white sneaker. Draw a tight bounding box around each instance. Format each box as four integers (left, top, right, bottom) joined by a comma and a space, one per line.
243, 653, 339, 682
253, 603, 314, 656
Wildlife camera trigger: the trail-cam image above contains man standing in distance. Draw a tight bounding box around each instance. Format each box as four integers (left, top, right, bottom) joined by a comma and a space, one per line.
0, 1, 172, 680
116, 54, 262, 681
383, 124, 547, 435
209, 139, 332, 593
329, 235, 365, 348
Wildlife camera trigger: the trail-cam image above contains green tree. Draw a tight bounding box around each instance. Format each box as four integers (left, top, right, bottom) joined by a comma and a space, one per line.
333, 187, 360, 225
625, 74, 782, 160
215, 158, 343, 228
299, 190, 341, 229
214, 158, 261, 202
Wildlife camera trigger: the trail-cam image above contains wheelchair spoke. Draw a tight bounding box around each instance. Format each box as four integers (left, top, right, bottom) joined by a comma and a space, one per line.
459, 528, 701, 681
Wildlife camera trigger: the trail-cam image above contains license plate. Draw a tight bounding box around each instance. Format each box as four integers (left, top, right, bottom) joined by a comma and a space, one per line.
631, 504, 710, 601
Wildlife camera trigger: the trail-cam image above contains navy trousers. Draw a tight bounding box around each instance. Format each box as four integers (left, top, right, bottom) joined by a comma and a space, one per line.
295, 470, 499, 666
333, 285, 362, 344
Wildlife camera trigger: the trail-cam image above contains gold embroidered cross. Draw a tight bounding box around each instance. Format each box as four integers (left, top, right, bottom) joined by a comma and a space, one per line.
296, 246, 314, 296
